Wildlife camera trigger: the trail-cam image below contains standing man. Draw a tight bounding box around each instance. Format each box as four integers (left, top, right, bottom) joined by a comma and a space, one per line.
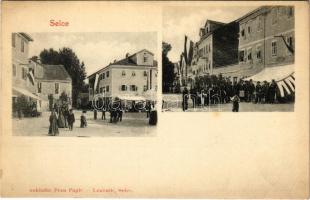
248, 79, 255, 102
67, 109, 75, 131
262, 81, 269, 103
93, 109, 97, 120
182, 87, 189, 111
101, 102, 106, 120
255, 81, 262, 103
269, 79, 277, 104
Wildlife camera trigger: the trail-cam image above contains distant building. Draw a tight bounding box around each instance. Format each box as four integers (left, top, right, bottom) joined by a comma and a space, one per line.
188, 20, 239, 85
29, 62, 72, 101
88, 49, 158, 101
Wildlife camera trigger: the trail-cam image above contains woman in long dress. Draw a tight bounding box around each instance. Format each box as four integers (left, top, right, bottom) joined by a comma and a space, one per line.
48, 109, 59, 136
58, 108, 65, 128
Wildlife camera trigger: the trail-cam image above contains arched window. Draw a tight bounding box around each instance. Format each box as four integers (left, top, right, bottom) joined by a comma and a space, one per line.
132, 71, 136, 76
122, 71, 126, 76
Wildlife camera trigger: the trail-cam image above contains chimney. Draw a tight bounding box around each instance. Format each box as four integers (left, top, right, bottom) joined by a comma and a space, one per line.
114, 59, 117, 63
126, 53, 130, 58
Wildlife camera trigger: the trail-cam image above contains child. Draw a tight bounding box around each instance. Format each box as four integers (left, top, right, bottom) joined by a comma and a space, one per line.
231, 93, 240, 112
80, 110, 87, 128
67, 109, 75, 131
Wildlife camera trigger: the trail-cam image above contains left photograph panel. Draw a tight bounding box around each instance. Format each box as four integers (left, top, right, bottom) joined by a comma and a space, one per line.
12, 32, 158, 137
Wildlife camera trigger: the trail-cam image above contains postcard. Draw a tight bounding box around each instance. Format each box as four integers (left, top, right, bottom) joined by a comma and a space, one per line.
1, 1, 309, 198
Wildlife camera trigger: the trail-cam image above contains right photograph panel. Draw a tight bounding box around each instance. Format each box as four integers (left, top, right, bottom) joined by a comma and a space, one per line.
162, 6, 295, 112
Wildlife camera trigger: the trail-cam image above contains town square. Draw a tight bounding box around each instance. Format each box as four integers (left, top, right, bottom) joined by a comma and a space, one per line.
12, 32, 158, 136
162, 5, 295, 112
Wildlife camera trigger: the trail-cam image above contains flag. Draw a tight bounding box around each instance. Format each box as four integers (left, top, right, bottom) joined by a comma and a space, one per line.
184, 35, 194, 65
94, 73, 99, 93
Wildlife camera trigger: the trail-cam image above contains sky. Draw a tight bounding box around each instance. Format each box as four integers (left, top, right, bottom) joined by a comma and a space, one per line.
163, 6, 258, 63
28, 32, 157, 76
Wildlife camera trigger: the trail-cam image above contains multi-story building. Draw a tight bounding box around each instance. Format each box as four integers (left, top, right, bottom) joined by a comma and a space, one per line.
88, 49, 158, 102
187, 20, 239, 85
236, 6, 294, 78
12, 32, 72, 112
12, 33, 38, 102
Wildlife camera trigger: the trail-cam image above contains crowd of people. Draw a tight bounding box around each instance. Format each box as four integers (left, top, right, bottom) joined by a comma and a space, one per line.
181, 74, 294, 112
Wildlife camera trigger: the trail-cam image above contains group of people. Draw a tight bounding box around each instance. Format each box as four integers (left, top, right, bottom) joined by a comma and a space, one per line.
93, 98, 157, 125
49, 103, 90, 136
181, 74, 293, 112
48, 104, 76, 136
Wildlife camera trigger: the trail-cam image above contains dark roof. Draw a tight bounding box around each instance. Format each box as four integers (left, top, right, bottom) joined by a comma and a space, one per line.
113, 56, 158, 67
88, 49, 157, 78
205, 20, 226, 27
19, 33, 33, 42
37, 65, 71, 81
235, 6, 269, 22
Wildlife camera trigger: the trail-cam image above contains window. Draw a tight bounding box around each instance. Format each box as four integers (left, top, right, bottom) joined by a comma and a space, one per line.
55, 83, 59, 94
21, 39, 24, 52
143, 71, 147, 77
99, 87, 103, 93
271, 41, 277, 56
22, 67, 27, 80
38, 82, 42, 93
247, 48, 252, 61
132, 71, 136, 76
143, 54, 148, 62
257, 17, 262, 31
155, 72, 157, 77
239, 50, 245, 62
122, 71, 126, 76
102, 73, 105, 79
256, 45, 262, 59
143, 85, 147, 91
247, 25, 251, 35
130, 85, 137, 91
241, 29, 245, 38
13, 64, 16, 76
106, 71, 109, 78
121, 85, 127, 91
287, 7, 293, 18
12, 34, 15, 47
106, 85, 109, 92
272, 8, 278, 24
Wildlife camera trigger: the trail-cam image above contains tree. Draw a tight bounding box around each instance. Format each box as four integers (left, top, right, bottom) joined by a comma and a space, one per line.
39, 48, 87, 107
162, 42, 175, 93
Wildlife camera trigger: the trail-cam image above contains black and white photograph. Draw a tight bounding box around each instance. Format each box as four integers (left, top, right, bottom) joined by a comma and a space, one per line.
162, 6, 295, 112
12, 32, 158, 137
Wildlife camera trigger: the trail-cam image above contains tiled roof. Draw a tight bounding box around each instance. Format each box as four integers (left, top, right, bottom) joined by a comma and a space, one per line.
88, 49, 157, 78
37, 65, 71, 81
113, 57, 158, 67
